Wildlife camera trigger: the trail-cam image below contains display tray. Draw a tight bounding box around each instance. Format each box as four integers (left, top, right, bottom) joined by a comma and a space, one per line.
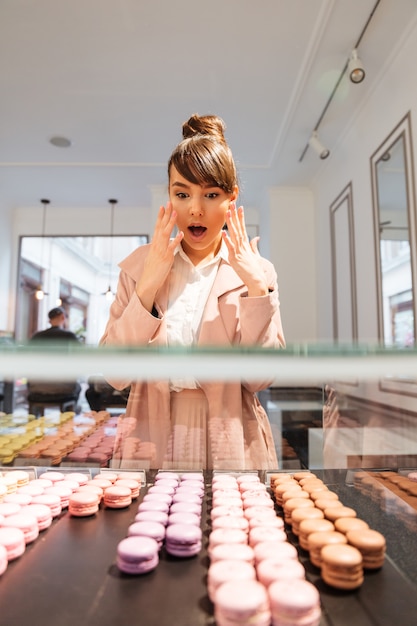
0, 469, 417, 626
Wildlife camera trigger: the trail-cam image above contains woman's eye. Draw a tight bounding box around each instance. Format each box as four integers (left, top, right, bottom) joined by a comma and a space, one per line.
206, 192, 219, 199
176, 192, 188, 199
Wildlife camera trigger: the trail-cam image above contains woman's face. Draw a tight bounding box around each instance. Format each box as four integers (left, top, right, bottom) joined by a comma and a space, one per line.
169, 165, 238, 263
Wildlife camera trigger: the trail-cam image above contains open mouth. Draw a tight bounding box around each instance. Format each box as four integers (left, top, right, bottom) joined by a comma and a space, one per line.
188, 225, 207, 238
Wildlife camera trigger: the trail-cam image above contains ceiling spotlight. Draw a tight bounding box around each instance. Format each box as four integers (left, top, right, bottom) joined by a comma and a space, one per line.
308, 132, 330, 159
49, 136, 72, 148
348, 49, 365, 84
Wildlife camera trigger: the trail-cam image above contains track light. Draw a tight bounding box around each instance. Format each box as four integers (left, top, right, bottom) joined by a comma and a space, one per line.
348, 49, 365, 84
308, 132, 330, 159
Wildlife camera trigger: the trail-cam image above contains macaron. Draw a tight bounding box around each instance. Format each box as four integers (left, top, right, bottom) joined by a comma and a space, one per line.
114, 478, 141, 499
268, 579, 321, 626
0, 544, 7, 576
2, 512, 39, 544
208, 528, 247, 557
324, 506, 357, 523
21, 503, 53, 531
298, 518, 335, 551
165, 523, 202, 557
214, 579, 270, 626
209, 542, 255, 565
167, 512, 200, 527
137, 499, 170, 515
103, 486, 132, 509
257, 558, 306, 588
345, 529, 386, 569
134, 510, 169, 526
169, 501, 201, 518
207, 559, 257, 603
248, 525, 287, 547
253, 540, 298, 565
321, 543, 364, 590
44, 484, 73, 509
127, 521, 165, 549
116, 536, 159, 574
68, 491, 100, 517
0, 526, 26, 560
211, 505, 245, 520
211, 516, 249, 534
334, 517, 369, 535
291, 507, 324, 536
308, 530, 348, 568
31, 493, 62, 518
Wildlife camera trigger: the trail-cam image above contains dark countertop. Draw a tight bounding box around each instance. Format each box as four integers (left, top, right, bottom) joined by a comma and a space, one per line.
0, 468, 416, 626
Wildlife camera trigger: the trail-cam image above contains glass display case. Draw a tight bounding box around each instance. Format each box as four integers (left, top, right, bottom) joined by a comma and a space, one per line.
1, 343, 417, 625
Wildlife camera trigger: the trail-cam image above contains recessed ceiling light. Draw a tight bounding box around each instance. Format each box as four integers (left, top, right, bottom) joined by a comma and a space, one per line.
49, 136, 72, 148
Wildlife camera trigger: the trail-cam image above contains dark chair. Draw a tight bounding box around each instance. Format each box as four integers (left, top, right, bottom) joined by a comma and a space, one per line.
27, 381, 82, 417
85, 376, 129, 412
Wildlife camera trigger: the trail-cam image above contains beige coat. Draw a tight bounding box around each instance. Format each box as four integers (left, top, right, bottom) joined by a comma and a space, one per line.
100, 244, 285, 470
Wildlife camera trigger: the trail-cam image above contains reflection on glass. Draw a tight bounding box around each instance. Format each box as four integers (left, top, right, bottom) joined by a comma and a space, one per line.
373, 116, 417, 347
16, 235, 147, 344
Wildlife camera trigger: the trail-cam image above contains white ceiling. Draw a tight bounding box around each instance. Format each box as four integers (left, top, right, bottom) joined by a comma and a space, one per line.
1, 0, 416, 213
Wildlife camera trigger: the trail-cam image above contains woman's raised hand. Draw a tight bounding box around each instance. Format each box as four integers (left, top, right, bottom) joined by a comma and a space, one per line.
135, 202, 183, 312
222, 203, 269, 297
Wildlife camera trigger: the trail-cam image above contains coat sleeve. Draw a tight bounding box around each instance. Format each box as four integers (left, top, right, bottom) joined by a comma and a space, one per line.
99, 269, 163, 390
238, 259, 285, 349
238, 259, 285, 393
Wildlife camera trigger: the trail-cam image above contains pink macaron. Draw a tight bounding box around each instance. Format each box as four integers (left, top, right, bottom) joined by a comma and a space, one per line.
68, 491, 100, 517
208, 559, 256, 602
2, 512, 39, 544
214, 579, 270, 626
20, 504, 53, 531
268, 579, 321, 626
0, 544, 7, 576
0, 526, 26, 560
103, 486, 132, 509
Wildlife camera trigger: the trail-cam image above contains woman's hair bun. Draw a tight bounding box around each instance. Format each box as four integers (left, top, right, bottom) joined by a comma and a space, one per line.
182, 114, 227, 144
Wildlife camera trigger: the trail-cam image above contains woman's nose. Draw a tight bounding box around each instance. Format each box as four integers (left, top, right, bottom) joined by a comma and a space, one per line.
190, 199, 203, 215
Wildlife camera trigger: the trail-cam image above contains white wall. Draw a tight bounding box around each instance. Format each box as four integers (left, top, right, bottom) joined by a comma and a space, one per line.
312, 16, 417, 344
269, 187, 317, 343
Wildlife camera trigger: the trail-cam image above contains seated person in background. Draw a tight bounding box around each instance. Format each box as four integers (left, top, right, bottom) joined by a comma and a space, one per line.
27, 306, 81, 411
30, 306, 79, 342
85, 375, 129, 411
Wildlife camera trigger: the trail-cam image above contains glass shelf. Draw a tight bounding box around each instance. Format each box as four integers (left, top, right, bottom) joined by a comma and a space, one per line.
0, 342, 417, 382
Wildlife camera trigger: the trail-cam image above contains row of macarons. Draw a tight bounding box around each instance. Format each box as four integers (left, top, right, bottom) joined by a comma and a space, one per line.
353, 470, 417, 530
116, 471, 205, 573
0, 410, 113, 465
206, 473, 322, 626
12, 413, 117, 466
0, 468, 144, 577
270, 471, 386, 591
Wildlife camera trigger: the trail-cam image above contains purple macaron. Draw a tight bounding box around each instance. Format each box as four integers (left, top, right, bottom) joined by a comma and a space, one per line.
116, 536, 159, 574
165, 523, 202, 558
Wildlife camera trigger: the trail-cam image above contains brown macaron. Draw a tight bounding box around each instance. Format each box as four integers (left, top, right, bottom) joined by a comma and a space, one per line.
298, 518, 335, 551
283, 497, 314, 526
324, 506, 357, 523
334, 517, 369, 535
291, 507, 324, 536
321, 543, 364, 590
345, 529, 386, 569
308, 530, 348, 568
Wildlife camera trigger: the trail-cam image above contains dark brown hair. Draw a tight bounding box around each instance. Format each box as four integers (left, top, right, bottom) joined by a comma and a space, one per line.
168, 114, 238, 193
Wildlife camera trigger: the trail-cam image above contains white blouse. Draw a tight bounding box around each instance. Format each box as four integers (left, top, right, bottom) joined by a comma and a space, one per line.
166, 241, 228, 391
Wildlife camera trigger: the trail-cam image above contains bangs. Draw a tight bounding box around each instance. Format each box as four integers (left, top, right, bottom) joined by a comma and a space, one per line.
169, 137, 236, 193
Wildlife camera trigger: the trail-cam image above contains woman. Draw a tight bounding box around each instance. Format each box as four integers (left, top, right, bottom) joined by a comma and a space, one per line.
100, 114, 285, 470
